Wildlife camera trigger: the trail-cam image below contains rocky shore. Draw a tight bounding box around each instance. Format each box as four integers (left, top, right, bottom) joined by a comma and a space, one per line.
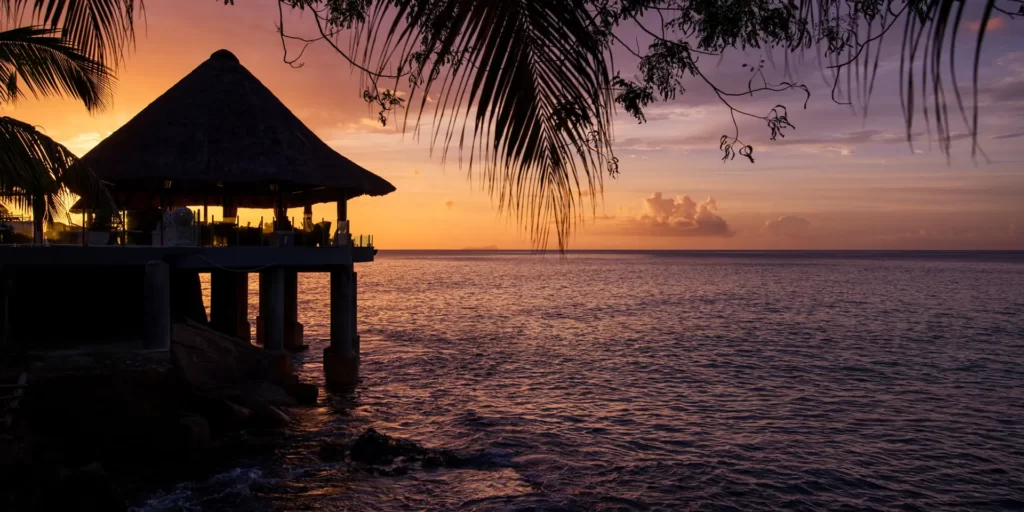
0, 322, 318, 511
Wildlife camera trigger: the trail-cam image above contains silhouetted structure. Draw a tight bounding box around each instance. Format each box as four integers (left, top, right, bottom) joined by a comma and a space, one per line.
0, 50, 395, 388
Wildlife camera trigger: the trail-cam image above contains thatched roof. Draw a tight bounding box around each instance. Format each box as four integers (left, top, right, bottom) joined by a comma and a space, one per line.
77, 49, 395, 209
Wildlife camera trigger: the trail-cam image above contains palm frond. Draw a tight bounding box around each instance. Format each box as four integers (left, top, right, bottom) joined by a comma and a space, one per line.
279, 0, 1019, 250
1, 0, 139, 67
0, 116, 110, 225
801, 0, 1013, 158
324, 0, 614, 251
0, 25, 115, 110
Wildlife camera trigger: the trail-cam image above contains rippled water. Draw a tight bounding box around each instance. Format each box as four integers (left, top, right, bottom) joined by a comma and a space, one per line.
148, 251, 1024, 511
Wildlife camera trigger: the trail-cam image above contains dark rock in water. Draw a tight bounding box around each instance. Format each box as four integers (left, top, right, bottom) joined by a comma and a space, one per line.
256, 405, 291, 427
222, 400, 252, 423
347, 428, 474, 469
177, 415, 212, 452
287, 382, 320, 405
173, 322, 300, 431
318, 441, 348, 462
54, 463, 127, 512
349, 428, 427, 465
237, 380, 296, 410
422, 449, 469, 469
171, 321, 275, 398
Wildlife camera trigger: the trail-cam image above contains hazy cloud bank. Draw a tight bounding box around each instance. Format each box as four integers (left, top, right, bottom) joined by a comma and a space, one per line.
762, 215, 812, 237
617, 193, 733, 237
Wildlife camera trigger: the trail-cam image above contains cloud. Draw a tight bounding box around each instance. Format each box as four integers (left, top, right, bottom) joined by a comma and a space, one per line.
968, 17, 1007, 32
444, 200, 455, 211
762, 216, 812, 237
619, 193, 733, 237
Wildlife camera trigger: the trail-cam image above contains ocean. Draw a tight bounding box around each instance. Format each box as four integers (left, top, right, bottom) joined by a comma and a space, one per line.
144, 251, 1024, 511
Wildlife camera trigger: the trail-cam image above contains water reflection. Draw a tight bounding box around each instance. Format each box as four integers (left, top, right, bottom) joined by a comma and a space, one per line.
176, 253, 1024, 510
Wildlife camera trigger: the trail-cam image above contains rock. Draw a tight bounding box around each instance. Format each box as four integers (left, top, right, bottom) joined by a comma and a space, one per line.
349, 428, 426, 465
221, 401, 248, 421
237, 380, 296, 411
256, 406, 291, 427
422, 449, 469, 469
222, 400, 252, 423
318, 441, 347, 462
54, 463, 127, 512
170, 321, 274, 398
177, 415, 212, 450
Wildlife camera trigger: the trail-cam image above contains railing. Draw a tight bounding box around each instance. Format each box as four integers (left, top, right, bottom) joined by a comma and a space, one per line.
2, 220, 375, 250
353, 234, 374, 248
3, 208, 378, 249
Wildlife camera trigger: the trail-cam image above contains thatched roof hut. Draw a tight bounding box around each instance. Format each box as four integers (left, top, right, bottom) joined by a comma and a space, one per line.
76, 49, 395, 210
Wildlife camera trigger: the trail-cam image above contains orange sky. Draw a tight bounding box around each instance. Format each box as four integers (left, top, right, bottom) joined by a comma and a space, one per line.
5, 0, 1024, 250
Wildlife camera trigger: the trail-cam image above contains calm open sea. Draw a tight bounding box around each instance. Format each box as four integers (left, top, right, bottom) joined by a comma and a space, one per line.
144, 251, 1024, 511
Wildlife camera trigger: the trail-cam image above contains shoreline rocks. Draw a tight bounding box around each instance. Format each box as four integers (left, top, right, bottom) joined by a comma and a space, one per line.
1, 320, 320, 510
318, 428, 472, 471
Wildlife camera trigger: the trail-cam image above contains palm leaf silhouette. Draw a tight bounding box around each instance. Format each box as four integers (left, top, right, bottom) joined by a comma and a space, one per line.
1, 0, 138, 67
0, 26, 115, 110
338, 0, 615, 250
0, 0, 133, 230
280, 0, 1016, 249
0, 116, 110, 224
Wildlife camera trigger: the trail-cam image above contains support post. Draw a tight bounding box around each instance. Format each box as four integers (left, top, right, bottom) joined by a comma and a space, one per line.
223, 198, 238, 221
302, 204, 313, 231
171, 271, 207, 324
351, 271, 359, 353
335, 192, 348, 246
0, 269, 11, 350
210, 270, 250, 342
143, 261, 171, 350
32, 194, 44, 245
325, 266, 357, 388
257, 271, 267, 346
283, 270, 306, 351
260, 267, 293, 378
274, 191, 286, 231
259, 268, 285, 352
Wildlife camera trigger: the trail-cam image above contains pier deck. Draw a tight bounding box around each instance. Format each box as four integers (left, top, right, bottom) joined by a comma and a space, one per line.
0, 244, 376, 270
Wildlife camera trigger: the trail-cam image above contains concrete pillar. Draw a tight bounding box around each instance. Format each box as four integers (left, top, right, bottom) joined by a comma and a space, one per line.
210, 270, 249, 341
0, 269, 11, 349
283, 270, 306, 352
329, 267, 352, 351
351, 271, 359, 353
260, 268, 285, 353
257, 268, 293, 380
325, 266, 357, 388
171, 271, 207, 324
257, 271, 268, 345
143, 261, 171, 350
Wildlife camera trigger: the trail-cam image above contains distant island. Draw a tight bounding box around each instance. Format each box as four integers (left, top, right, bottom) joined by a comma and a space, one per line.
461, 246, 500, 250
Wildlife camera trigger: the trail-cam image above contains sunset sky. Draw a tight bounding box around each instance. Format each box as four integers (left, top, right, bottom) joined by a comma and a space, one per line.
6, 1, 1024, 250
